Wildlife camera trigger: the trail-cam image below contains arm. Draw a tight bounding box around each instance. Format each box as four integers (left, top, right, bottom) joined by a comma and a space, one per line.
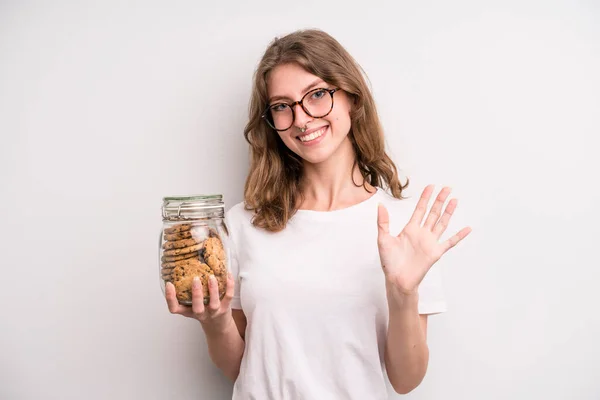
202, 309, 246, 381
166, 274, 246, 381
384, 282, 429, 394
376, 185, 471, 394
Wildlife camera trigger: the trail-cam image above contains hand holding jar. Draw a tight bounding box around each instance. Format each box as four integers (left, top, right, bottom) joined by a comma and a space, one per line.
165, 271, 236, 332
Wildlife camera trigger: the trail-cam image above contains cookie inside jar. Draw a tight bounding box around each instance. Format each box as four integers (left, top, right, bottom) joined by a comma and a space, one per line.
161, 223, 227, 305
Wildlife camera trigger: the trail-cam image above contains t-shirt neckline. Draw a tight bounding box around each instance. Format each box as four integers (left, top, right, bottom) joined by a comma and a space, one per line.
291, 187, 382, 222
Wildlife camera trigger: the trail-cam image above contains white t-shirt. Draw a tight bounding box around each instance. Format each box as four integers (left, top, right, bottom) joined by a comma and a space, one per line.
225, 187, 446, 400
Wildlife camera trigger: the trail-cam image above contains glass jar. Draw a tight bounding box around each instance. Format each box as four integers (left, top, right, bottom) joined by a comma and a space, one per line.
159, 194, 229, 305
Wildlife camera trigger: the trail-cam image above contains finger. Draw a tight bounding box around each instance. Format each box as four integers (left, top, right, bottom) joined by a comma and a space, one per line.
377, 203, 390, 236
207, 275, 221, 313
166, 282, 190, 316
423, 187, 452, 230
433, 198, 457, 238
219, 271, 235, 310
191, 276, 206, 316
408, 184, 435, 227
440, 226, 472, 254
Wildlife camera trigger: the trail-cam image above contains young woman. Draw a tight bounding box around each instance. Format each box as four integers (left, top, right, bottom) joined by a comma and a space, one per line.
166, 29, 471, 399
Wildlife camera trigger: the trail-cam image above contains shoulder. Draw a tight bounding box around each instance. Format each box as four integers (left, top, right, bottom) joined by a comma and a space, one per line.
226, 201, 251, 220
377, 187, 417, 212
225, 201, 254, 229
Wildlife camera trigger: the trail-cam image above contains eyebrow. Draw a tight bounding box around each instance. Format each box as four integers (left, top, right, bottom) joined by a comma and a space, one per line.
268, 79, 326, 103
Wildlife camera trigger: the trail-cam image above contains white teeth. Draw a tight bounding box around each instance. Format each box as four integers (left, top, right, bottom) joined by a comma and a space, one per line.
299, 127, 326, 142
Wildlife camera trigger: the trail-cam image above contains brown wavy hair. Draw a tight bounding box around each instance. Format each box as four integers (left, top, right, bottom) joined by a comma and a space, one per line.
243, 29, 409, 232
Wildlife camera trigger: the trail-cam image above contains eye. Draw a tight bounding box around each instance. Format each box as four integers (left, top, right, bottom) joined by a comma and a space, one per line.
310, 89, 327, 100
271, 103, 289, 112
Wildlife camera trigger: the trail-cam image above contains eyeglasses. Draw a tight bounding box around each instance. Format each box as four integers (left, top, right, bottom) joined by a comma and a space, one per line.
261, 88, 340, 131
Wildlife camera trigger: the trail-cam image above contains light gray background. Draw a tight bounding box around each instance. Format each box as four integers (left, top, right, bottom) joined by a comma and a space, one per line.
1, 1, 599, 399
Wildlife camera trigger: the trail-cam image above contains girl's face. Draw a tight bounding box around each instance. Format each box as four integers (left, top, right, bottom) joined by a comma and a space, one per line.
266, 63, 353, 165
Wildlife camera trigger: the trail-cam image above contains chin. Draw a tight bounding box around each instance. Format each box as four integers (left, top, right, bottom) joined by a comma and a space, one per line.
301, 155, 330, 165
297, 147, 337, 165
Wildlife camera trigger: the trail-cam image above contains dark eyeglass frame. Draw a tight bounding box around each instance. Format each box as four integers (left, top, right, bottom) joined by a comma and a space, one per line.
261, 87, 341, 131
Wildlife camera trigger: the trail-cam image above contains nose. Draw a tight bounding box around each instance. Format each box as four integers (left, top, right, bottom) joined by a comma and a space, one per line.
292, 103, 313, 130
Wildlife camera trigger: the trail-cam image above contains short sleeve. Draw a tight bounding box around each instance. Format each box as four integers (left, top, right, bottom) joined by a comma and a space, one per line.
417, 263, 447, 314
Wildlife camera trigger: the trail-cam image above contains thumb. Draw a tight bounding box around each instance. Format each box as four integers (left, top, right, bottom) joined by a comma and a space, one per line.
377, 203, 390, 237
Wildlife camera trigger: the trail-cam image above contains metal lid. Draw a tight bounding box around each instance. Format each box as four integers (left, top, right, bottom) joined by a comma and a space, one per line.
161, 194, 224, 220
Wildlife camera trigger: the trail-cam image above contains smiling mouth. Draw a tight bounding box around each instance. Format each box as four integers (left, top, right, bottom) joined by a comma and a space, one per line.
297, 126, 327, 143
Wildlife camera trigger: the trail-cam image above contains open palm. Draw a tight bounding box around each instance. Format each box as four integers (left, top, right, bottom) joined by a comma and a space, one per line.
377, 185, 472, 294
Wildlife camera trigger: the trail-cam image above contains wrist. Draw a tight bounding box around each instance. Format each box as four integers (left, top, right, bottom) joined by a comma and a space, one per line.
385, 274, 419, 296
200, 313, 235, 337
386, 278, 419, 311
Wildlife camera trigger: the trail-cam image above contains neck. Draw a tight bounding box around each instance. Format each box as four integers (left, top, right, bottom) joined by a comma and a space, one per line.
299, 137, 375, 211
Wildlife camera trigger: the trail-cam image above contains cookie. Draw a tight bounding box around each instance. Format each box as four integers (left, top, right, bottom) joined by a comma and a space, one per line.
205, 254, 225, 275
203, 237, 226, 276
162, 256, 205, 269
161, 251, 199, 262
163, 243, 203, 257
203, 237, 225, 258
172, 261, 213, 301
164, 223, 193, 235
171, 258, 206, 275
162, 265, 175, 277
164, 230, 193, 241
162, 238, 200, 250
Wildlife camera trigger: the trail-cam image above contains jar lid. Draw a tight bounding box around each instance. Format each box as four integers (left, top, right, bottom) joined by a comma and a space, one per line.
161, 194, 224, 220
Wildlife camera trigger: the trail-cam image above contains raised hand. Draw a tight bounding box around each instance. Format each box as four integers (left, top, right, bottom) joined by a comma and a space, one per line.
377, 185, 472, 294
